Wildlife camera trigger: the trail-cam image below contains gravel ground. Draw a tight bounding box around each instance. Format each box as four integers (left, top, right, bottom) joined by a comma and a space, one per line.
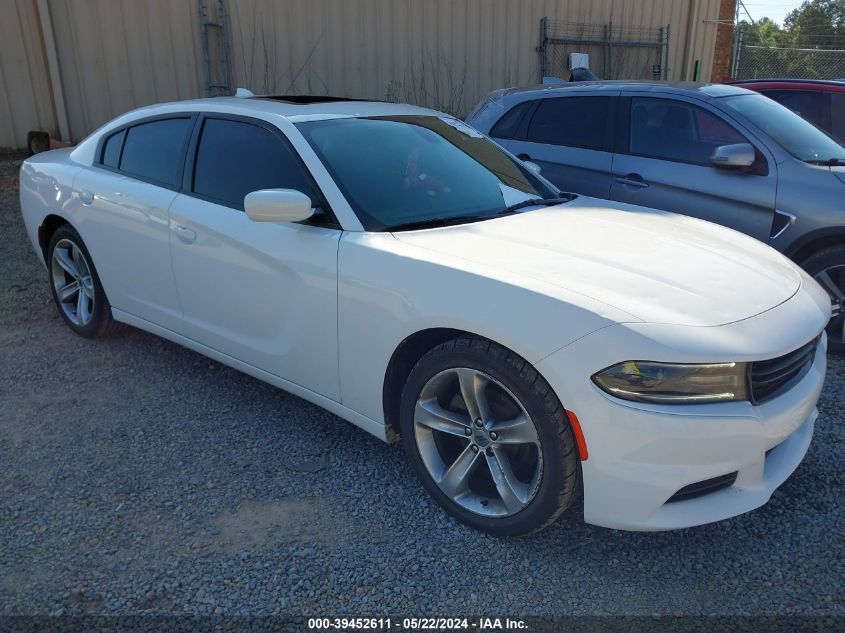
0, 156, 843, 617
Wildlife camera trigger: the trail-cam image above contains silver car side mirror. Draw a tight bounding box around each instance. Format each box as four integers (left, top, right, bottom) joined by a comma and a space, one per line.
244, 189, 314, 223
710, 143, 756, 170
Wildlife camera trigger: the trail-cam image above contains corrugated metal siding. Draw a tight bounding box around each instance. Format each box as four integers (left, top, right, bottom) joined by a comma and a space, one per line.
0, 0, 722, 148
228, 0, 721, 115
46, 0, 205, 141
0, 0, 56, 149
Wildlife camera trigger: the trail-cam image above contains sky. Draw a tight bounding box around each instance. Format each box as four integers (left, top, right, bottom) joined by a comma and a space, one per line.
739, 0, 807, 25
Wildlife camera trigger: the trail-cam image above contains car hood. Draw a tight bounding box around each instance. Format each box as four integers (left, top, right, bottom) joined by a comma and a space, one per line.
392, 198, 801, 327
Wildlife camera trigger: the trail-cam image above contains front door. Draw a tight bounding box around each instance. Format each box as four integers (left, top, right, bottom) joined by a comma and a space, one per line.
168, 115, 342, 400
609, 95, 777, 241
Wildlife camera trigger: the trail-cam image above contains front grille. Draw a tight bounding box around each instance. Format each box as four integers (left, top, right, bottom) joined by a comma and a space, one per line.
666, 472, 738, 503
749, 336, 820, 405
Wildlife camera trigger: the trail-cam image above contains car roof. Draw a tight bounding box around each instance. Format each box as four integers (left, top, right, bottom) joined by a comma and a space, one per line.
69, 94, 452, 168
498, 80, 753, 99
125, 95, 443, 122
730, 78, 845, 91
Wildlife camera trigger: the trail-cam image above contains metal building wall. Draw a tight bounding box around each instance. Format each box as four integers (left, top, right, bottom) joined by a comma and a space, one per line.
0, 0, 723, 149
0, 0, 56, 149
0, 0, 205, 148
46, 0, 205, 142
228, 0, 723, 116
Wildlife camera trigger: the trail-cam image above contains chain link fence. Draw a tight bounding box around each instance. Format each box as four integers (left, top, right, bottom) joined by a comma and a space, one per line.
734, 45, 845, 80
539, 19, 669, 81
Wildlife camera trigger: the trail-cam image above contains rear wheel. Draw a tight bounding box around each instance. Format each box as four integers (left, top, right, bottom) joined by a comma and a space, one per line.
399, 337, 580, 536
47, 225, 116, 338
801, 246, 845, 356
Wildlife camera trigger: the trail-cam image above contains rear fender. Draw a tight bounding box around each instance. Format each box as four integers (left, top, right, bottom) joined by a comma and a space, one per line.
19, 150, 82, 264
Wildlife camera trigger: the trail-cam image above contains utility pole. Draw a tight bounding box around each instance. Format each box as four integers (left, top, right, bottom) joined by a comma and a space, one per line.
730, 0, 741, 77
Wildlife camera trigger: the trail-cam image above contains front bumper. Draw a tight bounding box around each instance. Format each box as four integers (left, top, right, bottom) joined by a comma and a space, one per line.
536, 281, 830, 531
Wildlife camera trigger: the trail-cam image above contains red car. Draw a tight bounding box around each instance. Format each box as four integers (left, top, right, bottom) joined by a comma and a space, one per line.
731, 79, 845, 142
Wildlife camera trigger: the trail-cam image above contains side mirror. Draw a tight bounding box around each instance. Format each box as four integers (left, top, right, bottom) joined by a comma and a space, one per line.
523, 160, 542, 175
709, 143, 755, 170
244, 189, 314, 223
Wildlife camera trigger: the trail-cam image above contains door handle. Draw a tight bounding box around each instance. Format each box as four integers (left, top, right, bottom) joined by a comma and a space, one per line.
614, 174, 649, 189
516, 153, 533, 161
78, 190, 94, 204
173, 224, 196, 243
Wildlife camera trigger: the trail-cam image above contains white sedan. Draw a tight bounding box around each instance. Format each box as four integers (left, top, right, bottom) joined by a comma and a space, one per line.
19, 96, 830, 535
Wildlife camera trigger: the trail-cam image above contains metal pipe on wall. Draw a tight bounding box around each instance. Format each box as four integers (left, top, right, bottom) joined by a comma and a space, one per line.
681, 0, 699, 80
35, 0, 71, 143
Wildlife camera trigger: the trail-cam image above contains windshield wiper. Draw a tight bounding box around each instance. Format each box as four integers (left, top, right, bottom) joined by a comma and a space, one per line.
807, 157, 845, 166
387, 215, 491, 232
386, 195, 576, 232
496, 194, 576, 215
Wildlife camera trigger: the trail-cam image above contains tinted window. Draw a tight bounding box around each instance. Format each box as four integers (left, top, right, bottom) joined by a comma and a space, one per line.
832, 93, 845, 140
759, 90, 825, 129
296, 115, 559, 231
489, 101, 533, 139
629, 98, 746, 164
193, 118, 319, 210
120, 118, 191, 186
101, 129, 125, 168
525, 97, 611, 150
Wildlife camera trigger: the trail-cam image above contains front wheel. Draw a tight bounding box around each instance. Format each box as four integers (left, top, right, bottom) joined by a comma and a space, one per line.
399, 337, 580, 536
801, 246, 845, 356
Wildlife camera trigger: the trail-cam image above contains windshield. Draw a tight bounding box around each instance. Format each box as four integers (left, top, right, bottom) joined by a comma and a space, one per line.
296, 115, 560, 230
721, 93, 845, 163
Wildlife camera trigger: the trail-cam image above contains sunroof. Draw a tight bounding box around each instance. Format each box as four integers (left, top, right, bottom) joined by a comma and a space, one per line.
252, 95, 381, 104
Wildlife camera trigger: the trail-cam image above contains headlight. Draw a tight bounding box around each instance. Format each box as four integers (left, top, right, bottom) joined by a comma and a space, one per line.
591, 361, 747, 404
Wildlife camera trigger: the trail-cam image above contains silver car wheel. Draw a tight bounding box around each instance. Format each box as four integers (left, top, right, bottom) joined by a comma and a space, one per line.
814, 264, 845, 345
51, 238, 95, 326
413, 367, 543, 518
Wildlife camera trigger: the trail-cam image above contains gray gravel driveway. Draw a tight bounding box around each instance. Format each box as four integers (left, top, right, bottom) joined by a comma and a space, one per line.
1, 157, 843, 617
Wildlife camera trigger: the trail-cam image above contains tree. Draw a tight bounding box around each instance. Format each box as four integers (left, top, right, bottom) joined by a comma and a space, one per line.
737, 16, 787, 46
734, 0, 845, 79
784, 0, 845, 48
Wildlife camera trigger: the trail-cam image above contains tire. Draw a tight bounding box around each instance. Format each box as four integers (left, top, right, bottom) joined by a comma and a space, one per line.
399, 336, 580, 536
800, 245, 845, 356
47, 225, 118, 338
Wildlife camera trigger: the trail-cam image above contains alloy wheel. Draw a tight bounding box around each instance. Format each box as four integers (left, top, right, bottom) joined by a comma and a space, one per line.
814, 264, 845, 346
51, 238, 95, 326
413, 367, 543, 518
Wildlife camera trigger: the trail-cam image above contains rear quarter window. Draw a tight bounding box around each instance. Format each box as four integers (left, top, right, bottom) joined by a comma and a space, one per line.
489, 101, 533, 139
101, 129, 125, 168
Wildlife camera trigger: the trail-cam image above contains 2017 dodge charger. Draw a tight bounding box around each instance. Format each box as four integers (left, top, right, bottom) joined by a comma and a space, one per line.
19, 96, 830, 534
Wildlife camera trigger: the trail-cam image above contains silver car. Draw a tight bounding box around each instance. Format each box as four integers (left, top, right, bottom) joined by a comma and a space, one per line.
467, 81, 845, 353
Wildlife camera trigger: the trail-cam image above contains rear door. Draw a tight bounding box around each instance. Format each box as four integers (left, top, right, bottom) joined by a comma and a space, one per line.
504, 93, 617, 199
167, 114, 342, 399
609, 94, 777, 241
72, 116, 193, 331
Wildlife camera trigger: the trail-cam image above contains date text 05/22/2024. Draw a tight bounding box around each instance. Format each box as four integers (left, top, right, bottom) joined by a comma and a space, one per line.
307, 617, 529, 630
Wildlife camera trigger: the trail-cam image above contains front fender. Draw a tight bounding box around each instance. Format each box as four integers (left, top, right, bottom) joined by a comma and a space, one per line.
336, 232, 629, 424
